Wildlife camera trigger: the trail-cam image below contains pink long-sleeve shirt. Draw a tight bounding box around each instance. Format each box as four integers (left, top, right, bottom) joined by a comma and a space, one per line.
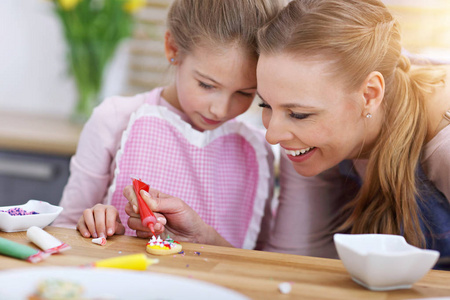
53, 88, 275, 249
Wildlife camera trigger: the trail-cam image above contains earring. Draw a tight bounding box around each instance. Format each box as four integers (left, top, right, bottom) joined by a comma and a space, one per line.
366, 113, 372, 118
170, 58, 175, 63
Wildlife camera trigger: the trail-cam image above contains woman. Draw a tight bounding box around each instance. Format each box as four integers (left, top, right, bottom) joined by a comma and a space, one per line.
124, 0, 450, 266
256, 0, 450, 261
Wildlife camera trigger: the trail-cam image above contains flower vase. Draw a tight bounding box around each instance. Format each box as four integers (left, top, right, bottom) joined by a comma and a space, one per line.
68, 39, 104, 124
71, 88, 100, 124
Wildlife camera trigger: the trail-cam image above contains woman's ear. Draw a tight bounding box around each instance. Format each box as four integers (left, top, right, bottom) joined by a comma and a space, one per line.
361, 71, 385, 116
164, 31, 178, 64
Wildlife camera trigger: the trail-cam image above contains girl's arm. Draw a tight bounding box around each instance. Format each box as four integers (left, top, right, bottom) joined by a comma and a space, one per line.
53, 96, 144, 228
52, 106, 114, 228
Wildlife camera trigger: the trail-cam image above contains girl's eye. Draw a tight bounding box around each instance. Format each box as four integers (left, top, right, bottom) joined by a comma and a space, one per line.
258, 102, 271, 109
199, 81, 214, 90
289, 112, 310, 120
238, 91, 254, 98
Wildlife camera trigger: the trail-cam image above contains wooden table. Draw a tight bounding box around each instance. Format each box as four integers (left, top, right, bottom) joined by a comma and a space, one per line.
1, 227, 450, 299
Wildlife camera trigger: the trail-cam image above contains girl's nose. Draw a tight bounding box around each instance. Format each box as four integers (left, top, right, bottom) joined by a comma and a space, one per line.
209, 96, 231, 119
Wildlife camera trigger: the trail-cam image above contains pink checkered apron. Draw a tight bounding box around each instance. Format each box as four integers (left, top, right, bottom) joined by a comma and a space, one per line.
108, 99, 270, 248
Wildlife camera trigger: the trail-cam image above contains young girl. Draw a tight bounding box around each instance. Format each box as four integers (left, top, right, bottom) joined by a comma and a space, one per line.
53, 0, 284, 249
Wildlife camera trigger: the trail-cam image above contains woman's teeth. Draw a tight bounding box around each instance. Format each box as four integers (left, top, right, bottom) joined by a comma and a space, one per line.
285, 147, 315, 156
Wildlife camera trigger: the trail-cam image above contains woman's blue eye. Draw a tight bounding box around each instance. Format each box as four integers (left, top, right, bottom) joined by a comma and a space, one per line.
258, 102, 271, 109
199, 82, 213, 89
289, 112, 310, 120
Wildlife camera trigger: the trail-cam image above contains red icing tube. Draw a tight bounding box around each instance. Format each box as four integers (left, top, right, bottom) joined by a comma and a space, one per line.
132, 177, 156, 236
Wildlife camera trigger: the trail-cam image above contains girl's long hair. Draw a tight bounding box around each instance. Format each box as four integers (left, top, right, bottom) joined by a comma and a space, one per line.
167, 0, 284, 57
258, 0, 446, 247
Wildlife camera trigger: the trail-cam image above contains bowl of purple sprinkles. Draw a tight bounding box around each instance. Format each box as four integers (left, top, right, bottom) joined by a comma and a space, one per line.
0, 200, 63, 232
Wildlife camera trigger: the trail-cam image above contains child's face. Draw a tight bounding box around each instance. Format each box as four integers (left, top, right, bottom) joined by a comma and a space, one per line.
257, 53, 368, 177
174, 45, 257, 131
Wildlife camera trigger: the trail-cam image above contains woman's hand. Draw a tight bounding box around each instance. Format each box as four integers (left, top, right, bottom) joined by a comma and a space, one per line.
76, 204, 125, 238
123, 185, 232, 246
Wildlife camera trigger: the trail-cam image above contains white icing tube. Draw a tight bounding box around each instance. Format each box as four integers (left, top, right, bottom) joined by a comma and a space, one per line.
26, 226, 71, 254
92, 237, 107, 246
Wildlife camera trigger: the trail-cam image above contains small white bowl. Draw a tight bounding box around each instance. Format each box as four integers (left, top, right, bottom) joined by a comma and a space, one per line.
0, 200, 63, 232
334, 233, 440, 291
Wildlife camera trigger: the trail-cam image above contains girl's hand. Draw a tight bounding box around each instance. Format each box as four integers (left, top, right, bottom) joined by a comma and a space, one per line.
76, 204, 125, 238
123, 185, 232, 246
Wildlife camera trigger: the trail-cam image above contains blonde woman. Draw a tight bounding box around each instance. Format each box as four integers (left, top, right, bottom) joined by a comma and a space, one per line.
256, 0, 450, 267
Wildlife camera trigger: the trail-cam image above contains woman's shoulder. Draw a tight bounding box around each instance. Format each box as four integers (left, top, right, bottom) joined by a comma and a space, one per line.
424, 65, 450, 141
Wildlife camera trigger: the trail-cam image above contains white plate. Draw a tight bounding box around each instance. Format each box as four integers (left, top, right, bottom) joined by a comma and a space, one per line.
0, 267, 249, 300
0, 200, 63, 232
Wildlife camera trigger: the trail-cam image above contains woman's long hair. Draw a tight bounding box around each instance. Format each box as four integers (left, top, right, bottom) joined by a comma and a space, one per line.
257, 0, 446, 247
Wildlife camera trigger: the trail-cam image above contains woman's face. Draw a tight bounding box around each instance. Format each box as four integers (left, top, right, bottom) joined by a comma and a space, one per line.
257, 53, 369, 177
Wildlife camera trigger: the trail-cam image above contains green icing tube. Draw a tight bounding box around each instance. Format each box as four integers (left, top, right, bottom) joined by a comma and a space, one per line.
0, 237, 48, 263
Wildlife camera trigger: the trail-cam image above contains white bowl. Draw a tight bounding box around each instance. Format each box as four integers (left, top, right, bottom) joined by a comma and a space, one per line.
0, 200, 63, 232
334, 233, 440, 291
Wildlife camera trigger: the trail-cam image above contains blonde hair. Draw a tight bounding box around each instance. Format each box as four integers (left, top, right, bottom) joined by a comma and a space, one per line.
258, 0, 446, 247
167, 0, 284, 58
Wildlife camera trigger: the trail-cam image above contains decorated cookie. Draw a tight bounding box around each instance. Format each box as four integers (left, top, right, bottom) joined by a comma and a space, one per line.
146, 235, 182, 256
28, 279, 84, 300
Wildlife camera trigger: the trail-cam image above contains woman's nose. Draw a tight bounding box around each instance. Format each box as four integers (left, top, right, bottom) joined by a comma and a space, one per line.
264, 116, 293, 145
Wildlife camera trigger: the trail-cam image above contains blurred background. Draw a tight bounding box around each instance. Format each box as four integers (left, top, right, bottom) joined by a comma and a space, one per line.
0, 0, 449, 206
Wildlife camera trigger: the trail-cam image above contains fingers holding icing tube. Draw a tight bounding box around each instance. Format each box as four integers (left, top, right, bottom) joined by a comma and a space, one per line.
123, 185, 139, 213
124, 185, 166, 237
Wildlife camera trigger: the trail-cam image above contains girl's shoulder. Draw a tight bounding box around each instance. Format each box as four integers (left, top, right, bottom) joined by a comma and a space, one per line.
89, 88, 164, 129
81, 91, 156, 149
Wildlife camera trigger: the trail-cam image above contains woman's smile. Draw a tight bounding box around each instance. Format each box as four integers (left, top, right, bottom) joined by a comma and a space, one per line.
283, 146, 317, 163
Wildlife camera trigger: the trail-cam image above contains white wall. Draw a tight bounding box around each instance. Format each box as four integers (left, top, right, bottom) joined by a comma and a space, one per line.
0, 0, 127, 117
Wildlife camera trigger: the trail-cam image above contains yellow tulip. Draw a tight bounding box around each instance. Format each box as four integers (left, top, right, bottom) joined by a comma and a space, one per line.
58, 0, 82, 11
123, 0, 146, 13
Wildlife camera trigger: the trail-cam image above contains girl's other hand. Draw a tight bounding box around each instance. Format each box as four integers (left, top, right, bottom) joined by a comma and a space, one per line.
76, 204, 125, 238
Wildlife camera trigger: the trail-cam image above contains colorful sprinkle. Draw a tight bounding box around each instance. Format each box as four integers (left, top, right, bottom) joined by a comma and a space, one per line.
194, 251, 201, 256
0, 208, 39, 216
178, 251, 185, 254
